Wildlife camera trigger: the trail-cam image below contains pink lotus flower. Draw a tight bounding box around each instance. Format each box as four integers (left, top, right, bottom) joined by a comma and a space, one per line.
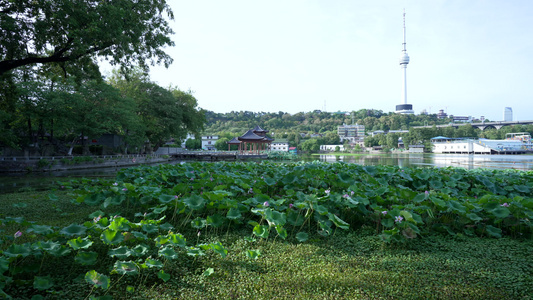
14, 231, 22, 238
382, 211, 388, 215
325, 189, 330, 195
263, 201, 269, 207
395, 216, 403, 223
289, 204, 294, 208
501, 203, 510, 207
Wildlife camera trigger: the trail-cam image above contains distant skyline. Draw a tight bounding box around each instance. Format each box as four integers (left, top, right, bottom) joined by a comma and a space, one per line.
101, 1, 533, 121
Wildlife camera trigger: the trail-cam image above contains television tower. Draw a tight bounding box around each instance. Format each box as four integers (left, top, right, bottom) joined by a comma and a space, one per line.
395, 10, 414, 114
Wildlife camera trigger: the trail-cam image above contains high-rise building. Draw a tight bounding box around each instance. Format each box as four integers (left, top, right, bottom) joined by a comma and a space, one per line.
337, 124, 365, 143
395, 11, 414, 115
503, 107, 513, 122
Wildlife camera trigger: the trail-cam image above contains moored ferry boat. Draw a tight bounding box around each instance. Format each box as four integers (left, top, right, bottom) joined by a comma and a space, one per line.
431, 133, 533, 154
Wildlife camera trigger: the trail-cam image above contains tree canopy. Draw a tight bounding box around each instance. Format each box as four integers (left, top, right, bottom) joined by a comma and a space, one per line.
0, 0, 174, 75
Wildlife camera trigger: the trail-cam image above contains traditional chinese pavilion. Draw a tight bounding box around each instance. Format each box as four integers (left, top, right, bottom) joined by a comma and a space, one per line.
228, 125, 274, 154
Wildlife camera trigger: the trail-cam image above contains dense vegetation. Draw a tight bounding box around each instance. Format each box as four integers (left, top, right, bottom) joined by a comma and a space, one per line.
205, 110, 533, 152
0, 1, 207, 156
1, 162, 532, 298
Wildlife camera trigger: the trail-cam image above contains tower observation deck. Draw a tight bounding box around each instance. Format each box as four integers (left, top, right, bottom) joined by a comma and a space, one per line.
395, 11, 414, 115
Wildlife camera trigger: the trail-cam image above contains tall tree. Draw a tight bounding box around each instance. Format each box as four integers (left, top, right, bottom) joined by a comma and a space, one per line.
108, 69, 206, 151
0, 0, 174, 75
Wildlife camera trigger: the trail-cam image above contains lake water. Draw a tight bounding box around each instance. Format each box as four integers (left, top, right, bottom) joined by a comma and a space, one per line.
311, 153, 533, 171
1, 153, 532, 193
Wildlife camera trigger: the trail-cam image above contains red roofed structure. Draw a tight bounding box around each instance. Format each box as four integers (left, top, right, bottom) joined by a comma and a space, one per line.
227, 126, 274, 154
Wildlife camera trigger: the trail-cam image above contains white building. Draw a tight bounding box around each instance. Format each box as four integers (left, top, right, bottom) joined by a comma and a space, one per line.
320, 145, 344, 152
338, 124, 365, 143
504, 107, 513, 122
270, 140, 289, 152
201, 135, 218, 150
431, 134, 530, 154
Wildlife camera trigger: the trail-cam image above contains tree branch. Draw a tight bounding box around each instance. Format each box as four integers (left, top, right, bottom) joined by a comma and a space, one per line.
0, 43, 111, 76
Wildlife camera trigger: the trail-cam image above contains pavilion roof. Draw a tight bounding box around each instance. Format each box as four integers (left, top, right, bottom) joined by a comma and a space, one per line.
252, 125, 268, 133
238, 130, 266, 141
227, 137, 241, 144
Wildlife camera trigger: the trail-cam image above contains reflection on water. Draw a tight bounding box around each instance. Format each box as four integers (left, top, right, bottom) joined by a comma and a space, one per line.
0, 160, 182, 194
313, 153, 533, 171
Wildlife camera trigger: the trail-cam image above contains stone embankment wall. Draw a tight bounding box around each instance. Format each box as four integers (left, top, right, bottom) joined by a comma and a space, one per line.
0, 155, 170, 173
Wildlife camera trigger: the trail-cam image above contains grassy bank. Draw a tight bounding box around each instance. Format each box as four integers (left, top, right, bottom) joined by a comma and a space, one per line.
1, 162, 532, 299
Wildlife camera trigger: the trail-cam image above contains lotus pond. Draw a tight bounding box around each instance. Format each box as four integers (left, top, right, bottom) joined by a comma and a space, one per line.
1, 161, 533, 299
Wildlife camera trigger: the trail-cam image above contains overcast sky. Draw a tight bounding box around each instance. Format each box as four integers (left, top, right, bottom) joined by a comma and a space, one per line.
103, 0, 533, 121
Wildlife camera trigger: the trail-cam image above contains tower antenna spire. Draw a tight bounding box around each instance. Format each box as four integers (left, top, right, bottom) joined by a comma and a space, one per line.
403, 9, 407, 52
395, 9, 414, 115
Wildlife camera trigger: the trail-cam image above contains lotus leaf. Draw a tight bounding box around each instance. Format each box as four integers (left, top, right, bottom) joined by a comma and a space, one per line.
275, 225, 288, 239
381, 218, 394, 228
88, 210, 105, 219
100, 229, 124, 245
253, 225, 269, 239
431, 197, 446, 208
0, 257, 9, 274
328, 214, 349, 230
485, 225, 502, 238
295, 232, 308, 242
186, 247, 205, 257
158, 194, 176, 204
48, 245, 71, 257
158, 246, 178, 259
184, 195, 205, 210
130, 244, 150, 257
114, 261, 139, 275
399, 211, 415, 223
109, 217, 132, 232
413, 193, 426, 203
75, 251, 98, 265
264, 177, 276, 186
491, 207, 510, 219
157, 270, 171, 282
142, 224, 159, 234
466, 213, 483, 222
108, 246, 131, 259
210, 242, 228, 258
144, 258, 163, 268
3, 244, 31, 258
60, 224, 87, 237
246, 249, 261, 259
168, 233, 187, 247
203, 267, 215, 277
130, 231, 148, 240
83, 194, 104, 206
287, 211, 304, 226
265, 210, 286, 226
103, 195, 124, 208
67, 237, 93, 250
204, 190, 232, 201
85, 270, 110, 290
226, 208, 242, 220
154, 235, 170, 247
191, 218, 207, 229
33, 276, 53, 291
27, 225, 54, 235
206, 214, 224, 228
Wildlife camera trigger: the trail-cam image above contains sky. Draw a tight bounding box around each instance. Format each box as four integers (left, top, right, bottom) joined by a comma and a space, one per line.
102, 0, 533, 121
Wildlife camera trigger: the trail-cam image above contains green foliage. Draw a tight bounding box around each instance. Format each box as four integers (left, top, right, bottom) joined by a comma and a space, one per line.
1, 162, 533, 298
0, 0, 174, 75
